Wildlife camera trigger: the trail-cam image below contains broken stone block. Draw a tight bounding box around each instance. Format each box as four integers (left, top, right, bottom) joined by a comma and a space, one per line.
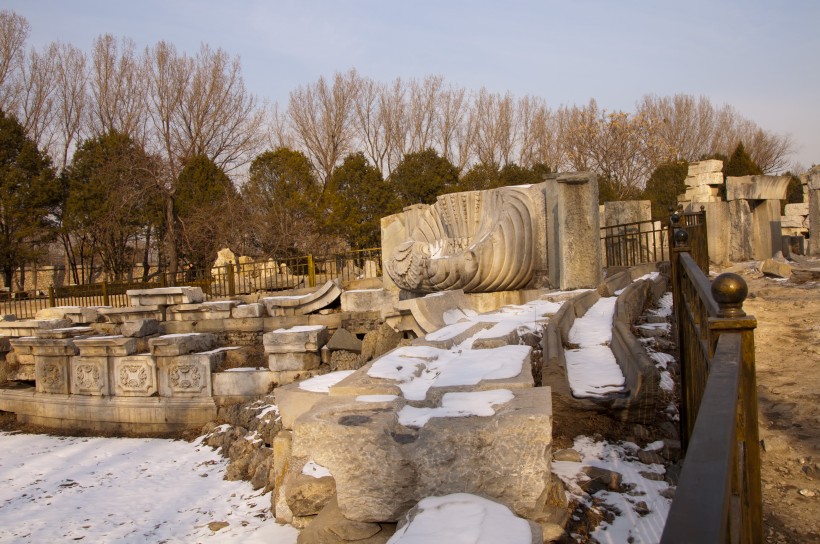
340, 288, 391, 313
261, 280, 343, 316
232, 303, 266, 319
687, 159, 723, 177
0, 319, 72, 337
148, 333, 216, 356
167, 300, 237, 321
35, 306, 101, 324
74, 335, 138, 357
126, 286, 205, 306
272, 369, 323, 387
285, 462, 337, 517
263, 326, 329, 354
325, 328, 362, 354
121, 319, 160, 338
359, 324, 403, 363
760, 259, 792, 279
99, 305, 164, 324
329, 351, 362, 372
725, 175, 790, 201
579, 466, 623, 494
296, 495, 395, 544
268, 352, 321, 372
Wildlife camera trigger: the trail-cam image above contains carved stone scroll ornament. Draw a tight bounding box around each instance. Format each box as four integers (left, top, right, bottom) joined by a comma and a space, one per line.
385, 187, 538, 293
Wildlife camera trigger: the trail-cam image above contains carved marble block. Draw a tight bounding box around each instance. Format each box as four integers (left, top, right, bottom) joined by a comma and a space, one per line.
35, 357, 71, 394
112, 355, 158, 397
157, 352, 220, 397
70, 356, 109, 396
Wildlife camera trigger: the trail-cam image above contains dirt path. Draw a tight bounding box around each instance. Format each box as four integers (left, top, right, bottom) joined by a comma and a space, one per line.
728, 263, 820, 542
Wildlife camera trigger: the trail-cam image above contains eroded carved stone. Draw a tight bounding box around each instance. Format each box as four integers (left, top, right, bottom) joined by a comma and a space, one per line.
384, 186, 544, 293
112, 355, 157, 396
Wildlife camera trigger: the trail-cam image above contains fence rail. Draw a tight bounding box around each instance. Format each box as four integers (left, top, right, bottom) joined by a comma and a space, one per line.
0, 249, 382, 319
661, 221, 761, 543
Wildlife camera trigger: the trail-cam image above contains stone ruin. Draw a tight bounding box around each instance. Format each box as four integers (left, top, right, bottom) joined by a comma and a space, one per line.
0, 172, 676, 541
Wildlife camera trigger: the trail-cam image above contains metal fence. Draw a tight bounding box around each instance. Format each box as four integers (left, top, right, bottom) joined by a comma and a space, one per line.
661, 223, 761, 543
0, 248, 382, 319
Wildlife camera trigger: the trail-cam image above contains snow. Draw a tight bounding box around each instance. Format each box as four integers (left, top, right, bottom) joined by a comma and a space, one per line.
659, 371, 674, 392
298, 370, 355, 393
633, 272, 660, 282
367, 345, 528, 401
397, 389, 514, 428
0, 432, 298, 543
551, 436, 673, 544
356, 394, 400, 403
302, 460, 332, 479
223, 367, 267, 372
565, 296, 625, 398
649, 292, 673, 318
273, 325, 324, 333
387, 493, 533, 544
425, 320, 479, 342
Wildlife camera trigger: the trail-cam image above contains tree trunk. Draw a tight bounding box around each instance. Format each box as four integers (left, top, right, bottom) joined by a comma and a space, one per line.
164, 192, 178, 285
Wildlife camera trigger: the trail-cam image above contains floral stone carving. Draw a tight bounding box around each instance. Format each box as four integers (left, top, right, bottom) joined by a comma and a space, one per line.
71, 357, 108, 395
112, 356, 157, 396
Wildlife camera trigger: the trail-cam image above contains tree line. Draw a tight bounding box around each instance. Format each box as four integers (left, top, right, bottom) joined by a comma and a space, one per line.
0, 10, 798, 287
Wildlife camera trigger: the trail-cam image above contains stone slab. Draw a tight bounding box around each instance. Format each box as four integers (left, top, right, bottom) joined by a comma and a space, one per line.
232, 303, 266, 319
269, 352, 322, 371
684, 172, 724, 187
148, 333, 216, 356
687, 159, 723, 177
126, 286, 204, 306
725, 175, 790, 201
0, 319, 72, 337
121, 319, 160, 338
35, 306, 102, 324
275, 382, 330, 430
212, 369, 276, 400
167, 301, 237, 321
341, 289, 391, 313
263, 326, 329, 354
292, 387, 552, 522
99, 306, 164, 324
74, 335, 138, 357
261, 280, 343, 316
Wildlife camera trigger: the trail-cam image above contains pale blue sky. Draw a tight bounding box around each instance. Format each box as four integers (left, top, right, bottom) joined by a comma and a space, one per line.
7, 0, 819, 169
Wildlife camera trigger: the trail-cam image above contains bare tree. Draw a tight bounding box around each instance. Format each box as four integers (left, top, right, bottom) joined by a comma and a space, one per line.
0, 10, 29, 112
434, 83, 468, 170
287, 69, 357, 187
17, 44, 58, 154
472, 88, 517, 167
352, 74, 391, 176
53, 42, 87, 170
89, 34, 147, 143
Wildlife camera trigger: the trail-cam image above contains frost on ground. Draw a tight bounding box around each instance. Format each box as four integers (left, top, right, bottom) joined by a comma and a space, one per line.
0, 432, 298, 544
553, 436, 674, 544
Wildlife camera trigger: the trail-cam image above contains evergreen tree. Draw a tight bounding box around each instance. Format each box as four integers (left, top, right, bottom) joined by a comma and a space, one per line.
0, 110, 59, 289
388, 148, 458, 207
642, 161, 689, 219
324, 152, 398, 249
724, 142, 763, 178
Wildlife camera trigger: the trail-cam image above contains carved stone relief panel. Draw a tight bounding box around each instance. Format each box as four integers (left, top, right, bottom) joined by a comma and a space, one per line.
112, 355, 158, 397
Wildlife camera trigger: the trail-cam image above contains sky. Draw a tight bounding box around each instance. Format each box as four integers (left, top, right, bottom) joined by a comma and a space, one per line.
5, 0, 819, 169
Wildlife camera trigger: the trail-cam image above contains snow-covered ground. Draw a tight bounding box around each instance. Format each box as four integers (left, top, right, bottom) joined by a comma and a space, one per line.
0, 432, 298, 544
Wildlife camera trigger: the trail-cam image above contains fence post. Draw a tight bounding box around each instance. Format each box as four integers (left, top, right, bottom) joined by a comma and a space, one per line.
48, 286, 55, 308
669, 211, 694, 448
708, 274, 761, 542
227, 262, 236, 297
308, 254, 316, 288
102, 281, 109, 306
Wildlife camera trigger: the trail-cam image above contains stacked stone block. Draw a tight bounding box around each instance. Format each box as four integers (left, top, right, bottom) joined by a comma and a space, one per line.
680, 160, 724, 206
264, 325, 329, 385
149, 333, 219, 398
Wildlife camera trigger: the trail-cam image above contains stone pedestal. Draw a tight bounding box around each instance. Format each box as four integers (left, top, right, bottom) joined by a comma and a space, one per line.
112, 355, 158, 396
70, 356, 109, 395
157, 351, 220, 397
30, 339, 78, 394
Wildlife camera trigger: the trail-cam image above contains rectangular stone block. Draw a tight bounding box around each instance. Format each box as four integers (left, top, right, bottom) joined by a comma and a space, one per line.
34, 327, 94, 339
212, 369, 276, 399
232, 303, 266, 318
29, 339, 79, 357
784, 202, 808, 217
157, 352, 218, 397
268, 352, 321, 372
148, 333, 216, 356
126, 286, 205, 306
74, 336, 137, 357
687, 159, 723, 176
99, 306, 164, 324
35, 356, 71, 394
70, 356, 109, 396
341, 289, 391, 313
112, 355, 158, 396
271, 369, 322, 387
0, 319, 72, 337
263, 325, 329, 354
685, 172, 724, 187
35, 306, 101, 324
726, 175, 790, 201
167, 301, 237, 321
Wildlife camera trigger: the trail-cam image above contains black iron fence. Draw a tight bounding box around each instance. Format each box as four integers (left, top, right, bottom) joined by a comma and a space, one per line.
0, 248, 382, 319
661, 223, 761, 543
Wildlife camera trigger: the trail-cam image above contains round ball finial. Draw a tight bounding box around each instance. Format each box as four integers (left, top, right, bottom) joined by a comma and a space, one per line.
711, 273, 748, 317
673, 228, 689, 246
670, 211, 681, 225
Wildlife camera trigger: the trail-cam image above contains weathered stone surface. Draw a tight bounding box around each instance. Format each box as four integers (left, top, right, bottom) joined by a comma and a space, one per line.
212, 369, 276, 400
263, 326, 329, 354
112, 355, 157, 396
126, 286, 204, 306
293, 387, 552, 522
684, 171, 724, 187
148, 333, 216, 356
340, 288, 391, 313
603, 200, 651, 226
273, 430, 294, 523
168, 301, 237, 321
276, 383, 328, 430
325, 328, 362, 354
579, 466, 623, 494
725, 175, 790, 201
687, 159, 723, 177
99, 306, 164, 324
272, 369, 323, 387
74, 335, 138, 357
361, 324, 402, 361
157, 351, 220, 397
120, 319, 160, 338
261, 280, 343, 316
383, 184, 548, 293
35, 306, 101, 324
547, 173, 602, 290
268, 352, 321, 371
0, 319, 72, 337
232, 303, 266, 319
297, 496, 394, 544
761, 259, 792, 279
750, 200, 783, 260
805, 166, 820, 256
35, 357, 71, 394
552, 448, 582, 462
329, 351, 362, 372
34, 327, 93, 339
286, 468, 337, 516
70, 356, 108, 395
728, 200, 754, 261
